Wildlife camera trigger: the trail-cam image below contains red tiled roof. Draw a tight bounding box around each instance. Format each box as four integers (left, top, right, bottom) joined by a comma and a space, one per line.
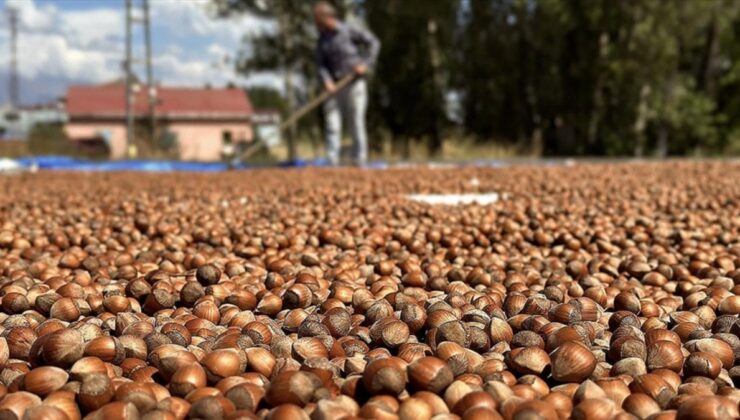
66, 85, 253, 119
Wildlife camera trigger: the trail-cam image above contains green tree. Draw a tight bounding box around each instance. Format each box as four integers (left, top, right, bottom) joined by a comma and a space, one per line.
245, 86, 288, 115
364, 0, 459, 157
28, 123, 67, 154
713, 1, 740, 153
216, 0, 740, 159
455, 0, 739, 157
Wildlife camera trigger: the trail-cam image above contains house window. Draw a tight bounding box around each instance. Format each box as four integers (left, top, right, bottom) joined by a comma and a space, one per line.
159, 130, 178, 150
222, 131, 235, 159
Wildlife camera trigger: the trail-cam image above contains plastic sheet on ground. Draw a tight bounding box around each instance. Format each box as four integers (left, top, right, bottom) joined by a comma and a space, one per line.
406, 193, 501, 205
17, 157, 234, 172
0, 158, 25, 174
5, 155, 580, 172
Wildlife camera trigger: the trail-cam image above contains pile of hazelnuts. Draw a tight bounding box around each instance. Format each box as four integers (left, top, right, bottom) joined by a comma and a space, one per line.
0, 162, 736, 419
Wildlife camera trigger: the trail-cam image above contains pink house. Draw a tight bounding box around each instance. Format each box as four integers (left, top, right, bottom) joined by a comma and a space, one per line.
65, 84, 254, 161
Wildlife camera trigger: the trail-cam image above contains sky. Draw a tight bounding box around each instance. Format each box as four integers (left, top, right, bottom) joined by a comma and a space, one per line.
0, 0, 279, 105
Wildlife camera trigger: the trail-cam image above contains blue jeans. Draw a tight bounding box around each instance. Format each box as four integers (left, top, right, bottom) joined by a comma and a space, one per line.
323, 79, 368, 165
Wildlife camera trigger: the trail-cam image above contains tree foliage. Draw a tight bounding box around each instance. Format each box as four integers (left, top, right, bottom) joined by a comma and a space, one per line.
218, 0, 740, 157
454, 0, 740, 156
364, 0, 459, 156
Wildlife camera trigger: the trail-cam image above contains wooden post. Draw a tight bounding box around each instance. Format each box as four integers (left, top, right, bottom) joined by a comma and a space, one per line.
279, 8, 297, 162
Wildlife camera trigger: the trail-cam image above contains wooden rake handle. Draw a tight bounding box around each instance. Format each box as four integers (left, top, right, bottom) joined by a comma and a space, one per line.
279, 74, 357, 131
238, 74, 358, 162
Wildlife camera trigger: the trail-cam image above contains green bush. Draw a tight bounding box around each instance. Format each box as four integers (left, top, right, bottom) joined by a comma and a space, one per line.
27, 123, 108, 158
28, 123, 70, 155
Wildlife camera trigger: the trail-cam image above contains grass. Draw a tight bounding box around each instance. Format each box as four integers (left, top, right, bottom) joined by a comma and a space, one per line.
260, 136, 527, 163
0, 141, 29, 158
2, 133, 529, 164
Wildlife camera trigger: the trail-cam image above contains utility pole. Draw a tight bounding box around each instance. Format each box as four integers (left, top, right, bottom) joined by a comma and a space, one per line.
7, 7, 19, 109
143, 0, 156, 141
278, 8, 297, 163
125, 0, 136, 158
124, 0, 155, 158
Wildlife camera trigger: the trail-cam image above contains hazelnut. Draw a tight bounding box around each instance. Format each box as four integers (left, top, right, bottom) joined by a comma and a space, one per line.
0, 391, 41, 420
43, 390, 81, 420
265, 371, 322, 407
84, 401, 140, 420
452, 391, 497, 416
683, 352, 723, 379
571, 398, 616, 420
510, 399, 557, 420
623, 393, 661, 419
196, 265, 222, 286
188, 395, 236, 420
42, 329, 84, 368
550, 342, 597, 383
170, 364, 207, 398
407, 357, 454, 393
224, 383, 265, 412
399, 397, 433, 420
201, 349, 245, 383
629, 373, 676, 409
363, 357, 408, 396
265, 404, 308, 420
487, 318, 513, 345
505, 347, 550, 375
77, 372, 114, 413
646, 341, 685, 372
22, 405, 69, 420
675, 396, 738, 420
20, 366, 68, 396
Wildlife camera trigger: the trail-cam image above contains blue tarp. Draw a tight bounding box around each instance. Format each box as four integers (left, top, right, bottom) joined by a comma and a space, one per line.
7, 155, 575, 172
16, 156, 236, 172
12, 156, 347, 172
16, 156, 79, 167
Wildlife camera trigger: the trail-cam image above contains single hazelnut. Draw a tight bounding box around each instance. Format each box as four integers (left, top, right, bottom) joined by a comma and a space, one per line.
408, 357, 454, 393
550, 341, 596, 383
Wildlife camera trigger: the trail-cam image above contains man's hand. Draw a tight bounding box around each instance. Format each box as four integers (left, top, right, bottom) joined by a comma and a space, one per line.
324, 80, 336, 93
354, 64, 367, 75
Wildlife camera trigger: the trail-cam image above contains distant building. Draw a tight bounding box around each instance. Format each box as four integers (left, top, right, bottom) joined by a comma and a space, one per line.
0, 102, 67, 141
65, 84, 255, 161
251, 110, 282, 148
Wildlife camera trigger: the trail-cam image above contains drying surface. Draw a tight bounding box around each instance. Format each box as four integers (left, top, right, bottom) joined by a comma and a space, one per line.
0, 161, 738, 419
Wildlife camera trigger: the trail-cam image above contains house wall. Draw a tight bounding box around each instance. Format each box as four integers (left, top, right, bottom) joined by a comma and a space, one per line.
65, 122, 128, 159
168, 122, 253, 161
65, 121, 253, 161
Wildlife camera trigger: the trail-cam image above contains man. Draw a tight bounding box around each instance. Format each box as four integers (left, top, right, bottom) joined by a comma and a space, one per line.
314, 1, 380, 166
